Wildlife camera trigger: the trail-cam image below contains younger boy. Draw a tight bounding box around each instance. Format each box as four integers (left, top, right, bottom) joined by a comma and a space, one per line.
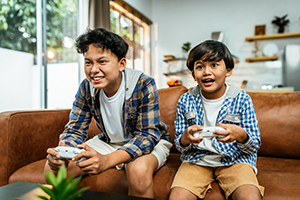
44, 28, 172, 198
169, 40, 264, 200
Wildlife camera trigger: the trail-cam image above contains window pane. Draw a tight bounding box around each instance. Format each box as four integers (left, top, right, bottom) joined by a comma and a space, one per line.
0, 0, 79, 112
0, 0, 39, 112
46, 0, 79, 109
110, 1, 151, 76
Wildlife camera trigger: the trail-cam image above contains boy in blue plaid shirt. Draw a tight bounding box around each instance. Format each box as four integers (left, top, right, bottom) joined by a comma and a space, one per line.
169, 40, 263, 200
44, 28, 172, 198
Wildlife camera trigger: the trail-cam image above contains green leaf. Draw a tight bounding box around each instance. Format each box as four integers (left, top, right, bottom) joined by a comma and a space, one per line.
38, 185, 56, 199
37, 195, 49, 200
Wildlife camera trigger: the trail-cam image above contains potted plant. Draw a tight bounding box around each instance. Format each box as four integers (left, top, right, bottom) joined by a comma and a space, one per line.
182, 42, 191, 58
272, 14, 290, 33
38, 165, 88, 200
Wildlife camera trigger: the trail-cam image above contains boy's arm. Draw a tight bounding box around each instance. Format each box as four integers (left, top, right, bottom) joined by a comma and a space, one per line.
174, 94, 195, 153
59, 80, 92, 147
236, 96, 261, 154
219, 93, 261, 154
118, 77, 169, 161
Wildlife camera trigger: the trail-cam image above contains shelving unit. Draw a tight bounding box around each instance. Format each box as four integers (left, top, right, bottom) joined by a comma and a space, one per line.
245, 32, 300, 42
163, 57, 186, 62
245, 32, 300, 62
245, 55, 279, 62
163, 70, 190, 77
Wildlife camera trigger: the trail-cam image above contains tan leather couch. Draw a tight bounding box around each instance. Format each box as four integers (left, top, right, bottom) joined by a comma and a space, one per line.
1, 86, 300, 200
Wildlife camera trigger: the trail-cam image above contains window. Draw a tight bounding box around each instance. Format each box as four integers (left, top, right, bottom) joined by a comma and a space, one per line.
0, 0, 79, 112
110, 1, 152, 76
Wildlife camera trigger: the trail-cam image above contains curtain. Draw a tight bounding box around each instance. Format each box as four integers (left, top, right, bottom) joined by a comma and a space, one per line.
89, 0, 111, 30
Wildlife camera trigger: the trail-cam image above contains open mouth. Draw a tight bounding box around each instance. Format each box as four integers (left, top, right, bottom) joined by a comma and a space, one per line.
202, 78, 215, 84
92, 76, 104, 82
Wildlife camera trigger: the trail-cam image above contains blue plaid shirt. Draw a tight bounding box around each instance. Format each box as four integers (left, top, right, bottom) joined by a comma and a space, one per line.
60, 69, 170, 161
175, 85, 261, 172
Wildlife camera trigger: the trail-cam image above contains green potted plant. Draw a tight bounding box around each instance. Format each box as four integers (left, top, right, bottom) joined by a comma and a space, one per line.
182, 42, 191, 58
38, 165, 88, 200
272, 14, 290, 33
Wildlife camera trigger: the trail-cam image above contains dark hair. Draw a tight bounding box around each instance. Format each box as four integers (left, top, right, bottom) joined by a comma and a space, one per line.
186, 40, 234, 71
75, 28, 128, 61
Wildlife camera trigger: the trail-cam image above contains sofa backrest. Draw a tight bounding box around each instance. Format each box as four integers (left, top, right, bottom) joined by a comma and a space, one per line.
158, 86, 189, 153
248, 91, 300, 159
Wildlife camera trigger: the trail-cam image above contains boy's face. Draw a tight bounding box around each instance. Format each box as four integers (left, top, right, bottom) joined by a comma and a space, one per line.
192, 59, 232, 99
84, 44, 126, 97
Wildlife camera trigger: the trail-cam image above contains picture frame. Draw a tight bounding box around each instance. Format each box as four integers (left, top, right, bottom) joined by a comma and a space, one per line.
255, 25, 266, 36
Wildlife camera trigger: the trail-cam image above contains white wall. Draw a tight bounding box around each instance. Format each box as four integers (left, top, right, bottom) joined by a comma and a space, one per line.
126, 0, 300, 90
0, 48, 41, 112
0, 48, 79, 113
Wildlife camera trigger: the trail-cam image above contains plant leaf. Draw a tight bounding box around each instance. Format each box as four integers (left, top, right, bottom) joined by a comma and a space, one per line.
38, 185, 56, 199
37, 195, 49, 200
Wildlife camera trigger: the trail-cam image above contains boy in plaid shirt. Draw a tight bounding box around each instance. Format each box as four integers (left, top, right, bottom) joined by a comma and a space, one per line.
45, 28, 172, 198
169, 40, 263, 200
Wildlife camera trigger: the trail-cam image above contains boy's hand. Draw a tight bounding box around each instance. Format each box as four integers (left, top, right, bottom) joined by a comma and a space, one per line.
73, 143, 109, 175
180, 125, 204, 146
46, 140, 70, 171
216, 123, 249, 144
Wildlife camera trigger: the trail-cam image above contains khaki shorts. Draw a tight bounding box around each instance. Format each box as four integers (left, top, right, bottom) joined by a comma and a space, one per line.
171, 162, 264, 199
85, 136, 172, 170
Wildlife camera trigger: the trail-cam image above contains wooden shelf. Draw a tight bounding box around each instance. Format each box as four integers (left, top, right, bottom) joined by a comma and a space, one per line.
163, 70, 191, 77
163, 58, 186, 62
245, 55, 279, 62
245, 32, 300, 41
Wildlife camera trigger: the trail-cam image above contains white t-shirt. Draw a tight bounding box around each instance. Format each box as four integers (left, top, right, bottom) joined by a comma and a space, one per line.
100, 72, 128, 143
196, 85, 229, 166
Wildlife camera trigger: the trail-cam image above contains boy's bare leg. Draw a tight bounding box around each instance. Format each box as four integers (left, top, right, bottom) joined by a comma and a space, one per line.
231, 184, 261, 200
169, 187, 198, 200
126, 154, 158, 198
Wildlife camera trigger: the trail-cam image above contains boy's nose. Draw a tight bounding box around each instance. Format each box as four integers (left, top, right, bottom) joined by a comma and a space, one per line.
204, 67, 211, 74
91, 64, 100, 73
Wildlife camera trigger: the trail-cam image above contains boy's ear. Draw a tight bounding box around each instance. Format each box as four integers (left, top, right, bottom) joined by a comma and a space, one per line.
192, 71, 196, 80
119, 57, 127, 72
225, 68, 233, 77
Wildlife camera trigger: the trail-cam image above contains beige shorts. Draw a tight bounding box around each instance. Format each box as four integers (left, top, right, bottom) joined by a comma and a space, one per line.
171, 162, 264, 199
85, 136, 172, 170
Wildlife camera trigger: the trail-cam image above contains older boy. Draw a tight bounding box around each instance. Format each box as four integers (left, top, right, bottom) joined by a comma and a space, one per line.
169, 40, 264, 200
44, 28, 172, 198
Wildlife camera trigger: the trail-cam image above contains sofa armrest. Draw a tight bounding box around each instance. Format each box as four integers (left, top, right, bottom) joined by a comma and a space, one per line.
0, 109, 70, 186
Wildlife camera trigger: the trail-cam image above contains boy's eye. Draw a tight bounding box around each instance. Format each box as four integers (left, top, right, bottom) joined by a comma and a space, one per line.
195, 65, 203, 69
99, 60, 107, 64
211, 63, 218, 67
85, 61, 91, 65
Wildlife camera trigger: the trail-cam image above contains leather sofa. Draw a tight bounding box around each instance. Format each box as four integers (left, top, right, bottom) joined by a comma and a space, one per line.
1, 85, 300, 200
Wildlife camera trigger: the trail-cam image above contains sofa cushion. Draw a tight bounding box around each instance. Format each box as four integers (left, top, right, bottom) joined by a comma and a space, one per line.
157, 86, 188, 153
256, 156, 300, 199
248, 92, 300, 159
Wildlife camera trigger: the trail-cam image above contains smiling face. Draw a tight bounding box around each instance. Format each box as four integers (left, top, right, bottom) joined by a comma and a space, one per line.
192, 59, 232, 99
84, 44, 126, 97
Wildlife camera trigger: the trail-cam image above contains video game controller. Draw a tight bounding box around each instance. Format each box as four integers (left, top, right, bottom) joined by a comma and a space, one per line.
193, 126, 226, 139
54, 146, 86, 162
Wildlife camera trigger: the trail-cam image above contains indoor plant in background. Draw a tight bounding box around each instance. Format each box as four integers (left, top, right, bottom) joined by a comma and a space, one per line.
272, 14, 290, 33
182, 42, 191, 58
38, 165, 87, 200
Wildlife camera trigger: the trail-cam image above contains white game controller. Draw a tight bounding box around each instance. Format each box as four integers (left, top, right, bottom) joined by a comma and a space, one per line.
193, 126, 226, 139
54, 146, 86, 162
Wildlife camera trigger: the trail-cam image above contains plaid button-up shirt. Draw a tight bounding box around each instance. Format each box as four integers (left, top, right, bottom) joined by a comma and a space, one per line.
175, 85, 261, 172
60, 69, 170, 161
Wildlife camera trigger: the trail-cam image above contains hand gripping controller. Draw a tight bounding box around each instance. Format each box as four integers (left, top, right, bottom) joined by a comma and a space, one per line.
193, 126, 226, 139
54, 146, 86, 162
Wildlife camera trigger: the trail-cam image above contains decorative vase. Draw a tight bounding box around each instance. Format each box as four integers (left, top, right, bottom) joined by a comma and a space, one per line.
278, 26, 285, 33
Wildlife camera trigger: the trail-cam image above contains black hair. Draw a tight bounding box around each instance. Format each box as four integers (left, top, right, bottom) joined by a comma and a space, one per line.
186, 40, 234, 71
75, 28, 128, 61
